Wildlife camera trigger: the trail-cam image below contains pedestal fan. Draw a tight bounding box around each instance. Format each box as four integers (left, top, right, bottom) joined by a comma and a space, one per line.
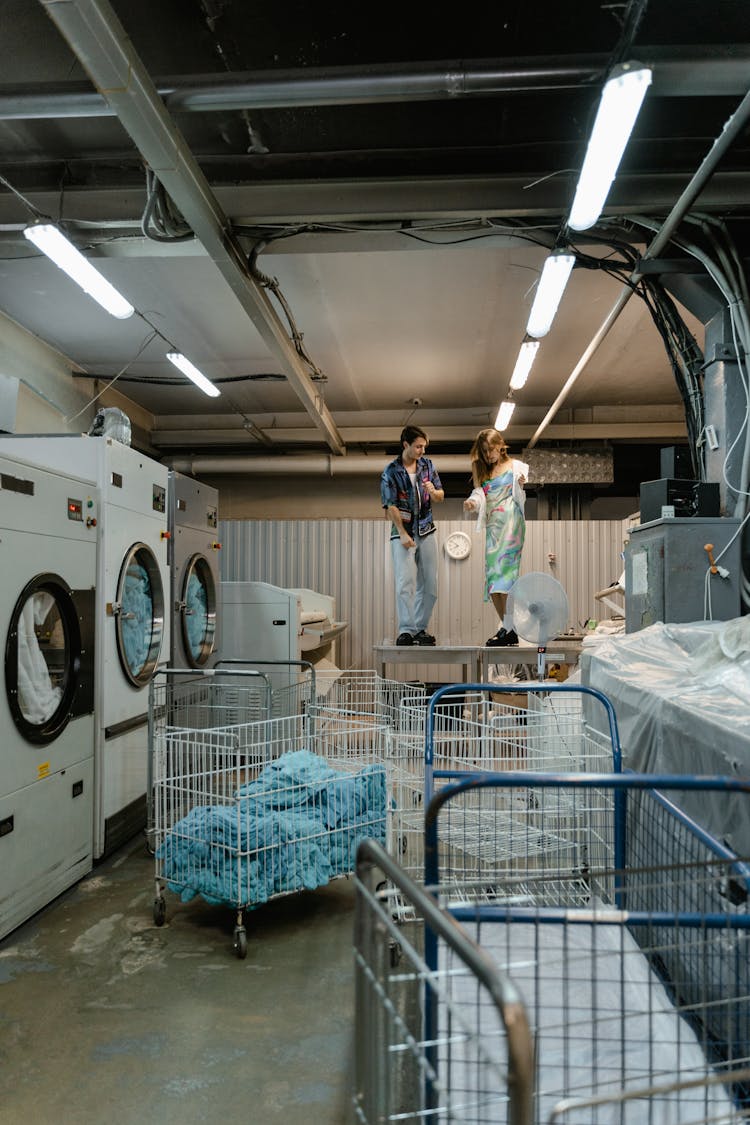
508, 572, 570, 680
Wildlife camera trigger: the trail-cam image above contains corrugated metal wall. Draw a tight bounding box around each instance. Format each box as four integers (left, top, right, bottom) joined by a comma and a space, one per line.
220, 519, 626, 679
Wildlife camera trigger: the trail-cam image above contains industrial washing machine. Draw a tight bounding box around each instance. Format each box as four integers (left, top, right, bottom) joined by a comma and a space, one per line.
0, 452, 97, 940
167, 470, 221, 669
0, 435, 170, 859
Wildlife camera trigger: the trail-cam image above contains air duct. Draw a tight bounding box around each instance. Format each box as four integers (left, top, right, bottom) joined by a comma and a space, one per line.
169, 453, 473, 476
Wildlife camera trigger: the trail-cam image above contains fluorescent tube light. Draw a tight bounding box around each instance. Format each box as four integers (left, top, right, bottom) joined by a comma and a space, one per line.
509, 339, 540, 390
567, 64, 652, 232
166, 352, 221, 397
526, 252, 575, 339
23, 223, 134, 319
494, 400, 515, 431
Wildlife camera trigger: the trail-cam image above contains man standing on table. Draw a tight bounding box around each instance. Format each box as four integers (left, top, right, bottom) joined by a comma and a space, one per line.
380, 424, 444, 646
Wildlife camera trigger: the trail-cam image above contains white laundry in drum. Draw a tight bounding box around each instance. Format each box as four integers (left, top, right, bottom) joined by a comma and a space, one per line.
17, 593, 63, 723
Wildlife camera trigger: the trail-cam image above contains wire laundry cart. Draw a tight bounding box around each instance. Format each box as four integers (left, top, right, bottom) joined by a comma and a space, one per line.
353, 837, 534, 1125
146, 665, 274, 853
214, 657, 318, 718
312, 668, 428, 729
392, 682, 622, 902
149, 666, 392, 956
421, 771, 750, 1123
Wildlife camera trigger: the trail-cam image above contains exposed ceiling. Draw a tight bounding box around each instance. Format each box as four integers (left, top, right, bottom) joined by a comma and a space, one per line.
1, 0, 749, 469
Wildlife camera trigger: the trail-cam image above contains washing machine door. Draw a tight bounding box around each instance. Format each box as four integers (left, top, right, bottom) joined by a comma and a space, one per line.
5, 573, 95, 744
179, 554, 217, 667
114, 542, 165, 687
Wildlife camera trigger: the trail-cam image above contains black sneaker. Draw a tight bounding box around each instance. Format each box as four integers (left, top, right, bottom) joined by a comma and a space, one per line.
497, 629, 519, 647
413, 629, 436, 646
486, 628, 519, 647
396, 632, 414, 646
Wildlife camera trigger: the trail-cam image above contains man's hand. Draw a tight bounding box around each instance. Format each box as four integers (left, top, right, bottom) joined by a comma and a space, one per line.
400, 531, 416, 549
463, 498, 477, 512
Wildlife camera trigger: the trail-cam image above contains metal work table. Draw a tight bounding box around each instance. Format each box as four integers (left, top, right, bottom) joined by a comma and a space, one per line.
373, 644, 480, 682
374, 639, 583, 682
479, 641, 583, 681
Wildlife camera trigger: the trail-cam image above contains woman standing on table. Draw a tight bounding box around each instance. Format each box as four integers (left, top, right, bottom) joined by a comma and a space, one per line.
463, 427, 528, 646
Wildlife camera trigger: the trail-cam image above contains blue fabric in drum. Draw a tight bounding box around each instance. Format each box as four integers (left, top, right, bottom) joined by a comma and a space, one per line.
121, 561, 153, 676
185, 571, 208, 659
157, 749, 387, 908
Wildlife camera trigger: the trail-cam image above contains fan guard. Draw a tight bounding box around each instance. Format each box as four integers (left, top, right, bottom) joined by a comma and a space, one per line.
508, 572, 569, 646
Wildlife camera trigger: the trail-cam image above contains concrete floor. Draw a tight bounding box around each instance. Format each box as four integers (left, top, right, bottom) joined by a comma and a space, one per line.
0, 834, 356, 1124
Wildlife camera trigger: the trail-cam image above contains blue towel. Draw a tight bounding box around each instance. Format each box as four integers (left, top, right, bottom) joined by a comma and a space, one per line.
121, 562, 153, 675
158, 749, 387, 906
184, 572, 208, 659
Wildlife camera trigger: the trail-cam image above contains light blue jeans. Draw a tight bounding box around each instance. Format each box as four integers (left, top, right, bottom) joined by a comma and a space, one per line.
390, 531, 438, 636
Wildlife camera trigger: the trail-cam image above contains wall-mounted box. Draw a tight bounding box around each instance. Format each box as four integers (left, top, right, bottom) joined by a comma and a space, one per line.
625, 517, 741, 632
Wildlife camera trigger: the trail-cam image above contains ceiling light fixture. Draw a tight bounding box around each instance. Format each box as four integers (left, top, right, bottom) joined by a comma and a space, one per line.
567, 62, 652, 232
509, 339, 540, 390
166, 352, 221, 397
494, 400, 515, 431
23, 222, 135, 319
526, 251, 576, 339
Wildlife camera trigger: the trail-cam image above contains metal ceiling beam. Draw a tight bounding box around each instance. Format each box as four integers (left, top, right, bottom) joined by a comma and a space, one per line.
166, 425, 685, 475
153, 418, 687, 449
1, 48, 749, 120
37, 0, 345, 455
3, 172, 750, 230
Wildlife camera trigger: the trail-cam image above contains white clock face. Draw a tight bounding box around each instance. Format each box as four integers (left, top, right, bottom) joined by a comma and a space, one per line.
444, 531, 472, 560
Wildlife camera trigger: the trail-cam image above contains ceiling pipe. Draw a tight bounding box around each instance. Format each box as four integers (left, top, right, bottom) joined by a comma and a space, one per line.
528, 82, 750, 449
169, 453, 473, 476
1, 50, 748, 120
38, 0, 345, 457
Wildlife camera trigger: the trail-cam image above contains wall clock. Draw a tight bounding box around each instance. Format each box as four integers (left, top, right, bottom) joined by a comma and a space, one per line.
444, 531, 472, 560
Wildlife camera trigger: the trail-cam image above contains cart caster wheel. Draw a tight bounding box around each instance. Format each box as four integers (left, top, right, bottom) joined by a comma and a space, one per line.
234, 927, 248, 959
153, 897, 166, 927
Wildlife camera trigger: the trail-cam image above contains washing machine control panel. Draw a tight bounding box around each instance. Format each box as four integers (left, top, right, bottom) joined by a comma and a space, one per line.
207, 505, 218, 529
152, 483, 166, 513
67, 495, 98, 526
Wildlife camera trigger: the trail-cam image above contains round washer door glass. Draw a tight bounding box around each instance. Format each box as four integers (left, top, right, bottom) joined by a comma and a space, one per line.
5, 575, 79, 744
115, 543, 165, 687
180, 554, 217, 666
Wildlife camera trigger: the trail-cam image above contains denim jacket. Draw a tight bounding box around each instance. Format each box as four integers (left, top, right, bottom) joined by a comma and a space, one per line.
380, 455, 443, 539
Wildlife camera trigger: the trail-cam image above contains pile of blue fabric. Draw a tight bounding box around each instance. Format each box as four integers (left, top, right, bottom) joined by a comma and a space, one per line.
157, 749, 387, 907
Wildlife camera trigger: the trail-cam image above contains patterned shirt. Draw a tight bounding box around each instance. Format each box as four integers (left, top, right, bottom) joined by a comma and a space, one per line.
380, 455, 443, 539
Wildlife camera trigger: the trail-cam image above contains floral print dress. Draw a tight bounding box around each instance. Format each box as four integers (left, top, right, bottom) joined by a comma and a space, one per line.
483, 470, 526, 600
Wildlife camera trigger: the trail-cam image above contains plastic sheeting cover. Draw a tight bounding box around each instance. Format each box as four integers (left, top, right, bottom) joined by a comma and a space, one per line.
446, 916, 738, 1123
17, 592, 63, 724
121, 561, 153, 676
582, 617, 750, 852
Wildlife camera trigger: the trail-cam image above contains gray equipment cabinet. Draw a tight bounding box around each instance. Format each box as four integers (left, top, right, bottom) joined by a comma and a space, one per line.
624, 516, 741, 632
